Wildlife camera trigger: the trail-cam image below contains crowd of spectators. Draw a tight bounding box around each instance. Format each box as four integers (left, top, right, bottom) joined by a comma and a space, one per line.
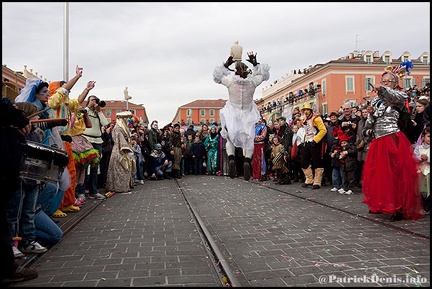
1, 70, 429, 285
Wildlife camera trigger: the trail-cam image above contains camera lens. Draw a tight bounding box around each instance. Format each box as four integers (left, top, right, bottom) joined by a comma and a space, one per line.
99, 100, 106, 108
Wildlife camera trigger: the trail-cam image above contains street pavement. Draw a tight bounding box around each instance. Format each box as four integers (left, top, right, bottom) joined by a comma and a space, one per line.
14, 175, 430, 287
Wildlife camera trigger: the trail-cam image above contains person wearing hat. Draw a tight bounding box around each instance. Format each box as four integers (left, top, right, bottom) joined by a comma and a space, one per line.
45, 65, 96, 216
362, 63, 423, 221
105, 111, 136, 194
213, 45, 270, 181
149, 143, 171, 179
299, 103, 327, 189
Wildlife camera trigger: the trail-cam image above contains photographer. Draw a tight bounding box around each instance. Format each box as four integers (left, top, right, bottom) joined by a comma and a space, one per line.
337, 102, 358, 144
81, 95, 109, 200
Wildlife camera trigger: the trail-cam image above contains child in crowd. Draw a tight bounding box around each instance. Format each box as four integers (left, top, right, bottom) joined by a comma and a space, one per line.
335, 136, 358, 195
414, 126, 430, 214
329, 137, 344, 193
270, 135, 288, 182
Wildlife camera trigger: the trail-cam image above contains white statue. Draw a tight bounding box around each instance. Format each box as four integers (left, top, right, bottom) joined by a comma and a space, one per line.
124, 86, 132, 100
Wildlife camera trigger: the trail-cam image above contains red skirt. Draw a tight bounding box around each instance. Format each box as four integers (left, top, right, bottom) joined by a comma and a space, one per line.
362, 132, 423, 220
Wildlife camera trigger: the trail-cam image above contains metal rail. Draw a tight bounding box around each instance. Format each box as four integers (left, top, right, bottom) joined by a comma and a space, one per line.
175, 180, 242, 287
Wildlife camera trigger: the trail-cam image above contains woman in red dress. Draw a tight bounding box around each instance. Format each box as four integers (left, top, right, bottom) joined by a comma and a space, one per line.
362, 63, 423, 221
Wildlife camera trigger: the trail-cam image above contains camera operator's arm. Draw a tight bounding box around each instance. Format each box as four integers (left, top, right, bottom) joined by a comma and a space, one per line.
82, 109, 92, 128
78, 80, 96, 104
94, 103, 110, 127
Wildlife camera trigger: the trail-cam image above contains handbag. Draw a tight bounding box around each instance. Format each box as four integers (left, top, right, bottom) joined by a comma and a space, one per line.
291, 140, 298, 159
356, 139, 365, 150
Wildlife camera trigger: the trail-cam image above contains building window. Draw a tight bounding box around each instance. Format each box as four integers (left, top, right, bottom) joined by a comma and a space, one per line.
105, 109, 112, 116
129, 109, 135, 115
422, 56, 428, 64
384, 55, 391, 64
321, 102, 328, 116
346, 76, 354, 92
209, 109, 215, 116
186, 118, 192, 125
403, 55, 409, 62
186, 109, 192, 117
200, 109, 206, 117
365, 55, 372, 64
116, 109, 123, 113
321, 79, 327, 95
200, 118, 206, 124
209, 118, 215, 125
364, 77, 375, 91
403, 78, 413, 90
422, 78, 430, 87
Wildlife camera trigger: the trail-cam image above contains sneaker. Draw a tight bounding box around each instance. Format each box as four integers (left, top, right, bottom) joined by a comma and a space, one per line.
13, 246, 24, 258
344, 190, 354, 195
338, 188, 346, 194
139, 180, 144, 185
89, 193, 106, 200
21, 241, 47, 254
331, 187, 338, 192
94, 193, 105, 200
1, 266, 38, 284
77, 194, 86, 203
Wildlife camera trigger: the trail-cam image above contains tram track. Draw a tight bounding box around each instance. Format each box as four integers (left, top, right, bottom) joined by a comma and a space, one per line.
174, 176, 429, 287
174, 179, 242, 287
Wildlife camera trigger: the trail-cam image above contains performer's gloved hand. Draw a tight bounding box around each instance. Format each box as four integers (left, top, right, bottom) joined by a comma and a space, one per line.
224, 56, 234, 68
247, 52, 259, 67
61, 135, 72, 143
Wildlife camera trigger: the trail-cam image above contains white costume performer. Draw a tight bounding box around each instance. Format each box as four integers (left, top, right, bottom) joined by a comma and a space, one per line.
213, 46, 270, 180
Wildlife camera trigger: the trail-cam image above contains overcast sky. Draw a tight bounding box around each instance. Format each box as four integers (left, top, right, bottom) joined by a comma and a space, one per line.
2, 2, 430, 126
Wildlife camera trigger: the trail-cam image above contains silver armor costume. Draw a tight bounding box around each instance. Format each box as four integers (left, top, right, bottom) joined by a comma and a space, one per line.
363, 86, 408, 139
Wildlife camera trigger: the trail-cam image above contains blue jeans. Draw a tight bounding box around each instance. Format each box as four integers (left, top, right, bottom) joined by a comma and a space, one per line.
37, 183, 58, 214
34, 210, 62, 246
7, 180, 39, 246
135, 159, 145, 181
332, 166, 344, 189
49, 188, 65, 215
